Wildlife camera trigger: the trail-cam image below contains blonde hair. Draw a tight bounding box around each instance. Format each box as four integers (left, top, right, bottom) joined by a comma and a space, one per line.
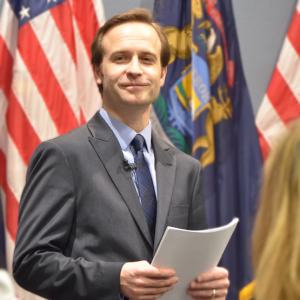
252, 119, 300, 300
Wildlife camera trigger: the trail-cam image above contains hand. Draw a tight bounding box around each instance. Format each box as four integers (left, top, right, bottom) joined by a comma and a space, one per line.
120, 260, 179, 300
186, 267, 230, 299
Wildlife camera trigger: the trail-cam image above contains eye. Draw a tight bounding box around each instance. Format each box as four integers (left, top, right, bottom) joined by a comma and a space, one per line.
142, 57, 154, 64
114, 55, 128, 63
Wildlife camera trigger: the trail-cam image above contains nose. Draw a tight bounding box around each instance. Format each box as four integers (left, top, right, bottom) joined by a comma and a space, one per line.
126, 56, 142, 77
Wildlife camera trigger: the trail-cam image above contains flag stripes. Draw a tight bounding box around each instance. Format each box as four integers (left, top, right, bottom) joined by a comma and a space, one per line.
288, 7, 300, 57
18, 24, 80, 134
257, 129, 270, 161
6, 90, 41, 165
267, 69, 300, 124
73, 0, 100, 61
6, 134, 27, 203
92, 0, 106, 27
256, 0, 300, 158
256, 95, 288, 149
0, 1, 18, 55
73, 19, 102, 122
12, 51, 59, 141
0, 1, 105, 298
50, 1, 77, 65
0, 151, 6, 191
30, 11, 80, 122
277, 39, 300, 103
5, 186, 19, 244
0, 149, 19, 242
0, 36, 14, 97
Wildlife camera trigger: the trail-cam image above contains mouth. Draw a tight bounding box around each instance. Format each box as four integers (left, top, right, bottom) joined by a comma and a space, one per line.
119, 84, 149, 92
120, 83, 149, 88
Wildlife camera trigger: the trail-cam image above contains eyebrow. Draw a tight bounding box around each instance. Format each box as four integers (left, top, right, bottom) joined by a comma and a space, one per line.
110, 50, 158, 58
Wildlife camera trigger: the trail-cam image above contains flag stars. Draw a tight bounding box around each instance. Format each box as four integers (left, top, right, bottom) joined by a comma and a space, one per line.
47, 0, 58, 2
19, 6, 30, 20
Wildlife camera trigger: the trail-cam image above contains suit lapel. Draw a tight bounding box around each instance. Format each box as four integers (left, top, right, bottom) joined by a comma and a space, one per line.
87, 113, 153, 248
152, 134, 176, 253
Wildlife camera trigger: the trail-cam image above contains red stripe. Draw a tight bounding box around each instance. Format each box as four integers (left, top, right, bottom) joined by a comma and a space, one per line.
5, 185, 19, 242
267, 68, 300, 125
80, 109, 86, 125
18, 23, 79, 135
257, 128, 270, 161
50, 1, 77, 65
0, 36, 13, 97
6, 91, 41, 165
0, 150, 6, 189
0, 35, 40, 165
73, 0, 99, 61
287, 9, 300, 58
0, 150, 19, 242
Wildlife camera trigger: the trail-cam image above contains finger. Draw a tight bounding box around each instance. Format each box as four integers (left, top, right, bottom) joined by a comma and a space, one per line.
137, 276, 179, 288
122, 261, 162, 279
190, 297, 227, 300
186, 287, 228, 299
196, 267, 229, 283
136, 294, 164, 300
133, 284, 175, 297
189, 278, 230, 290
135, 264, 175, 278
146, 284, 174, 294
135, 293, 165, 300
150, 267, 176, 278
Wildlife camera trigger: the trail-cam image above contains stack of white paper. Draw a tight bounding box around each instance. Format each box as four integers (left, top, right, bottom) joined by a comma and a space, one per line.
151, 218, 239, 300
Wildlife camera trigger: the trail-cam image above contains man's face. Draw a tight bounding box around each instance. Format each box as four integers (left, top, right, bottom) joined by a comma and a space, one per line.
94, 22, 167, 111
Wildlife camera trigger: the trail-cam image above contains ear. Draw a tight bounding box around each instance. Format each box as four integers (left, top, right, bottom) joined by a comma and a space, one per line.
93, 65, 103, 85
160, 66, 167, 87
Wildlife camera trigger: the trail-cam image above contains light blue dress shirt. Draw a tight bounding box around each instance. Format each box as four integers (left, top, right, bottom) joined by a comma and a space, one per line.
100, 108, 157, 300
100, 108, 157, 198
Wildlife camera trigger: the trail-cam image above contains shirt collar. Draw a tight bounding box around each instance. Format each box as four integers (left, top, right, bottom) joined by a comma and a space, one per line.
100, 108, 152, 152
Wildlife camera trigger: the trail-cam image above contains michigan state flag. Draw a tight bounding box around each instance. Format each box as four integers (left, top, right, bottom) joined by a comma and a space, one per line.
153, 1, 263, 299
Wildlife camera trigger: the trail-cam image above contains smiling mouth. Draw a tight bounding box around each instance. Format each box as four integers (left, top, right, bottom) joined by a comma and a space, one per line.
120, 84, 149, 91
121, 84, 148, 87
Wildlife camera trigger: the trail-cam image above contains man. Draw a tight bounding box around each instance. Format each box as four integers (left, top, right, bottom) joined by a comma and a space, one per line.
13, 8, 229, 300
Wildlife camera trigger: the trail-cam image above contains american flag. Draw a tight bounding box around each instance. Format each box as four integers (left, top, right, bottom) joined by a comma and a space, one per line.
0, 0, 105, 298
256, 0, 300, 160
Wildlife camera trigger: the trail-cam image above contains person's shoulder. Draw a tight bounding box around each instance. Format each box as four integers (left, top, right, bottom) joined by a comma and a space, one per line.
32, 124, 90, 159
43, 124, 89, 150
26, 124, 93, 175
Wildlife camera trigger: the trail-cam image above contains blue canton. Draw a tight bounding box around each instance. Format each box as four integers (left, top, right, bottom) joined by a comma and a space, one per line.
9, 0, 67, 27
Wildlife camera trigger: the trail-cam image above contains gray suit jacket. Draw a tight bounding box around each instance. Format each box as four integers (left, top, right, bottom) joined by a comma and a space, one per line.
13, 112, 207, 300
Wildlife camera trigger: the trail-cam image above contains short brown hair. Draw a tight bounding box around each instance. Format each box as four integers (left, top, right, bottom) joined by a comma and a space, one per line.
91, 8, 171, 93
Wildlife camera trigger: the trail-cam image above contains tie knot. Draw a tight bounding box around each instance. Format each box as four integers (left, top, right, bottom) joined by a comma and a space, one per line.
131, 134, 145, 152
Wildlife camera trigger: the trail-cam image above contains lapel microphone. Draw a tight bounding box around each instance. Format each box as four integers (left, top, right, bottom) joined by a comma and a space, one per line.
123, 159, 136, 171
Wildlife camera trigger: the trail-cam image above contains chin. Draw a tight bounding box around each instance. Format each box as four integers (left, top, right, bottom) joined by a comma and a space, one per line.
122, 96, 151, 106
124, 100, 149, 107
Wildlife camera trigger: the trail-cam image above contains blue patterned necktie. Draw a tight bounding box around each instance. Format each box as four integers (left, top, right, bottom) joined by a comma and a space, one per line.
131, 134, 157, 241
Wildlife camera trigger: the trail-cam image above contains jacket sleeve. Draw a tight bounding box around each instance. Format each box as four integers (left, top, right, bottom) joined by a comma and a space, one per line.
13, 141, 124, 300
187, 162, 207, 230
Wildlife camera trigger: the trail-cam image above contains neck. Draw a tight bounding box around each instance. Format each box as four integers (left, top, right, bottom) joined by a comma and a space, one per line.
103, 104, 151, 133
